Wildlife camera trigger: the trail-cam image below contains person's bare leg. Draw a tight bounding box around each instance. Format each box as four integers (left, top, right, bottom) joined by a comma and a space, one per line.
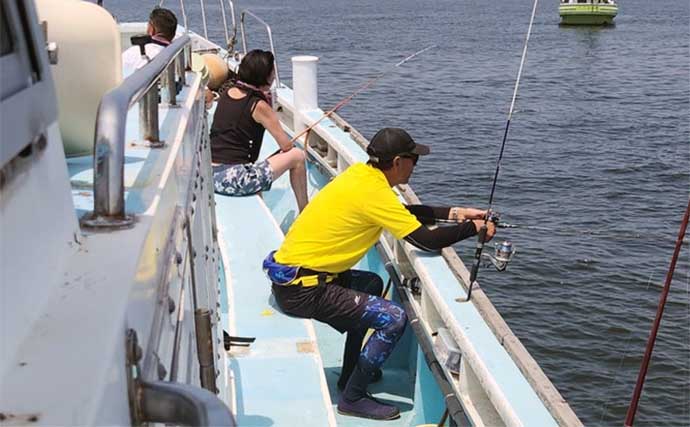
267, 148, 308, 211
289, 155, 308, 212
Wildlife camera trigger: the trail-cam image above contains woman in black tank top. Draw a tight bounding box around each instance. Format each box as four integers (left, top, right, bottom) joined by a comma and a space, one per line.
210, 50, 308, 212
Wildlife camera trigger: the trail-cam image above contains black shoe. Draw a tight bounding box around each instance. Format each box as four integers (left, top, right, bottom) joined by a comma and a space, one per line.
337, 395, 400, 420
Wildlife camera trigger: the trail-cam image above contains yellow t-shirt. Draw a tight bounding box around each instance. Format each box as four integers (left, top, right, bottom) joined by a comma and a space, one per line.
274, 163, 422, 273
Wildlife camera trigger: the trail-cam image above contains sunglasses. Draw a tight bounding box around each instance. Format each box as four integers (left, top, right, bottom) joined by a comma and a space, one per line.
398, 153, 419, 166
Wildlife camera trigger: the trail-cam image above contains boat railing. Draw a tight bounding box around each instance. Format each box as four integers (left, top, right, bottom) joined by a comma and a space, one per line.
223, 1, 239, 53
81, 35, 191, 229
126, 329, 235, 426
240, 9, 281, 88
160, 0, 239, 53
137, 380, 236, 426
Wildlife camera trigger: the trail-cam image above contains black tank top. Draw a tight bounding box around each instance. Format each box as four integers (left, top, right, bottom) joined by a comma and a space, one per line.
210, 89, 266, 165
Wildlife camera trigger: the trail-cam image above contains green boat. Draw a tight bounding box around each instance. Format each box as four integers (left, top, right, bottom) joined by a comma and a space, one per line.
559, 0, 618, 25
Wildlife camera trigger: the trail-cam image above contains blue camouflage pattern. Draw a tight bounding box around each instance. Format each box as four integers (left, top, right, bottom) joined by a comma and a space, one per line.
357, 295, 407, 371
213, 160, 273, 196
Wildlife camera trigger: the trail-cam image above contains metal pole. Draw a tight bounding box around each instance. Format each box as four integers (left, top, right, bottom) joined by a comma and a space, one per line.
184, 43, 192, 71
176, 53, 186, 86
227, 0, 238, 52
199, 0, 209, 40
265, 26, 279, 88
161, 63, 177, 106
240, 12, 247, 54
624, 199, 690, 426
139, 86, 161, 145
178, 0, 189, 33
218, 0, 230, 48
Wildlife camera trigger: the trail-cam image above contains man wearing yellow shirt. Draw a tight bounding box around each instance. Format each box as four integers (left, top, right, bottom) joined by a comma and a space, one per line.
263, 127, 495, 420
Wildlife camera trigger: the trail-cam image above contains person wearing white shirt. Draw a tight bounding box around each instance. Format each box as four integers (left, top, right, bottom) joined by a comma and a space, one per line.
121, 8, 177, 76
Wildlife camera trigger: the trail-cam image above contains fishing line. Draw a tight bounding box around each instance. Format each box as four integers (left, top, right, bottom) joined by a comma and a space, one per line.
289, 45, 437, 145
496, 222, 664, 242
436, 218, 653, 241
625, 198, 690, 426
465, 0, 539, 301
598, 271, 655, 424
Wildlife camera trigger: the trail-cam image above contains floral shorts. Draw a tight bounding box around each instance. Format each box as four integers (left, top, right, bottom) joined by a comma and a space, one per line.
212, 161, 273, 196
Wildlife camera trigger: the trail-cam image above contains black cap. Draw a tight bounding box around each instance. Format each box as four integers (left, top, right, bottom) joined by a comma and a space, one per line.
366, 128, 430, 163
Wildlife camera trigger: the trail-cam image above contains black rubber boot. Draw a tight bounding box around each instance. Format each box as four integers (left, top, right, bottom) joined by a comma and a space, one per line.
337, 365, 400, 420
337, 329, 364, 390
337, 329, 384, 391
337, 367, 382, 391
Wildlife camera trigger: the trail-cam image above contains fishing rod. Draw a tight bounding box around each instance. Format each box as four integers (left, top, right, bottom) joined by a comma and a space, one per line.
624, 198, 690, 427
495, 222, 663, 241
288, 45, 437, 145
465, 0, 539, 302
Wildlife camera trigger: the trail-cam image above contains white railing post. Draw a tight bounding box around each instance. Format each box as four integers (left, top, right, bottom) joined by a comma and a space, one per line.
291, 55, 319, 141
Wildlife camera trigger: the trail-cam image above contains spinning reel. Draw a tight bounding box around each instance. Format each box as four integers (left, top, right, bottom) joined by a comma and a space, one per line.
481, 212, 516, 272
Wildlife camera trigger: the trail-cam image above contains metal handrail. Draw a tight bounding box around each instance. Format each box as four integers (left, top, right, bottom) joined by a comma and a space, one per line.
226, 0, 238, 53
218, 0, 230, 48
240, 9, 280, 87
139, 380, 236, 426
198, 0, 209, 39
160, 0, 236, 53
82, 35, 191, 228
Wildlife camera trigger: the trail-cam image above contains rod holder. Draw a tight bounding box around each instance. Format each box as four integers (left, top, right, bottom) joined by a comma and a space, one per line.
195, 309, 217, 393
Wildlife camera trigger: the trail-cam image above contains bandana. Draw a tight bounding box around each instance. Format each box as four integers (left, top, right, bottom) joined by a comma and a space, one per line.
235, 80, 273, 108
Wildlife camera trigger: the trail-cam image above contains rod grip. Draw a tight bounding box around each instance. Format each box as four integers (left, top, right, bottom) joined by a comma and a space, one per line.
469, 224, 488, 284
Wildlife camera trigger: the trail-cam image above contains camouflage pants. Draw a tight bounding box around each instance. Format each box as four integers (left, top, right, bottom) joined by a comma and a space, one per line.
212, 161, 273, 196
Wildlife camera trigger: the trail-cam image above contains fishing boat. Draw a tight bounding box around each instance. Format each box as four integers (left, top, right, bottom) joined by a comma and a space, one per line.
1, 0, 584, 426
559, 0, 619, 25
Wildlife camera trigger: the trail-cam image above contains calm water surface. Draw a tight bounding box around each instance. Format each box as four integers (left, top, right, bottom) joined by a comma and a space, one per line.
112, 1, 689, 425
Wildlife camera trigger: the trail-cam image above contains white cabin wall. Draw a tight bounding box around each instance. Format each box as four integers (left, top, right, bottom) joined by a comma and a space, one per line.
0, 123, 79, 378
